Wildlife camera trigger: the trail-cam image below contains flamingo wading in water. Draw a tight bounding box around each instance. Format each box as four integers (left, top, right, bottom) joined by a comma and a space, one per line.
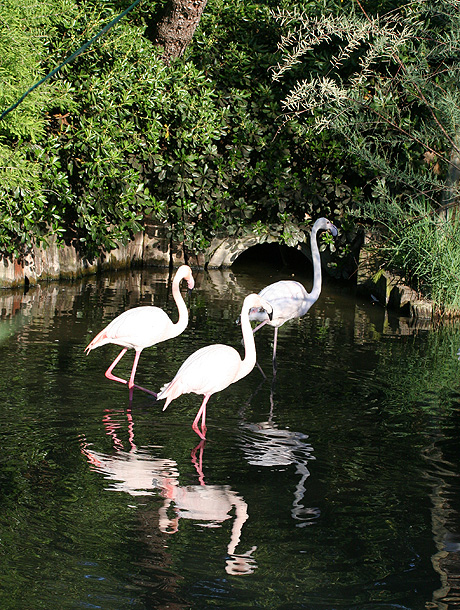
85, 265, 195, 399
249, 217, 337, 373
157, 293, 273, 440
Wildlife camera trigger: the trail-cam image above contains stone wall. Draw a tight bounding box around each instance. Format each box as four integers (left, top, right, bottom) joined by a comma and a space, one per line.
0, 219, 172, 289
0, 220, 276, 288
0, 221, 434, 321
356, 231, 433, 320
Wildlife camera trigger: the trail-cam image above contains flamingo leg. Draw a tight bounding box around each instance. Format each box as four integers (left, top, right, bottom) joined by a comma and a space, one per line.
201, 401, 207, 438
128, 351, 141, 389
192, 394, 211, 440
128, 351, 157, 398
251, 320, 270, 378
256, 360, 267, 379
105, 348, 157, 399
272, 327, 278, 376
105, 348, 129, 384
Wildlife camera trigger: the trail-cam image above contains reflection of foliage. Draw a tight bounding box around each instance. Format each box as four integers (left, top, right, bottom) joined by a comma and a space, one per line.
374, 325, 460, 414
0, 420, 138, 608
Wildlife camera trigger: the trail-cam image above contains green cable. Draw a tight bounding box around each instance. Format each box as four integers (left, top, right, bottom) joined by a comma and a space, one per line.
0, 0, 142, 122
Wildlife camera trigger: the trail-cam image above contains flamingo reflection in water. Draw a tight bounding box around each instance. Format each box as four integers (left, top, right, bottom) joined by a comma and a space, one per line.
80, 409, 257, 575
238, 399, 320, 527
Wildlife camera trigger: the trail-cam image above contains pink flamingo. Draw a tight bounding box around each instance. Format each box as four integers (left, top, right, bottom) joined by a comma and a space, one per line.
157, 293, 273, 440
249, 217, 337, 373
85, 265, 195, 399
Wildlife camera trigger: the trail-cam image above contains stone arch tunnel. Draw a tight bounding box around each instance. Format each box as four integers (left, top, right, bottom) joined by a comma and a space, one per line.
0, 221, 434, 320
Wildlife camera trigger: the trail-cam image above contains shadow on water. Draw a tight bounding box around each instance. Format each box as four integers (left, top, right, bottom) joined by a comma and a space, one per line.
0, 266, 460, 609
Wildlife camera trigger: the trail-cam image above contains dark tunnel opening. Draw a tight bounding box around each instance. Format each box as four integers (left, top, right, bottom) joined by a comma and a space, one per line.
232, 243, 312, 273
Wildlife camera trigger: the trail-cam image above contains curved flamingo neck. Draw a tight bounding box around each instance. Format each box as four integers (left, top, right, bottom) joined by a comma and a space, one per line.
309, 223, 323, 302
170, 268, 189, 337
236, 296, 259, 382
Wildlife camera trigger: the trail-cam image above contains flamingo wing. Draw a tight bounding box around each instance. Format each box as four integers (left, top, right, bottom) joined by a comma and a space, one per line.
87, 306, 174, 352
158, 344, 242, 408
253, 281, 313, 327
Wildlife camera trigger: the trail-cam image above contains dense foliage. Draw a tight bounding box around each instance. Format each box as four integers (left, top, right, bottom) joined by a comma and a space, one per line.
3, 0, 460, 308
272, 0, 460, 311
0, 0, 363, 268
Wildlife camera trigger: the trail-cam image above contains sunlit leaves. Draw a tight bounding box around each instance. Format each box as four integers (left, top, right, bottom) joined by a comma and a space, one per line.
271, 0, 460, 306
0, 0, 356, 265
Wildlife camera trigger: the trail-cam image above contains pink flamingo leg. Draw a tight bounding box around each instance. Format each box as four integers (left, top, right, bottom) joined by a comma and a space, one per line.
128, 351, 157, 398
105, 348, 157, 399
201, 404, 207, 438
192, 394, 211, 440
191, 440, 206, 485
105, 348, 129, 385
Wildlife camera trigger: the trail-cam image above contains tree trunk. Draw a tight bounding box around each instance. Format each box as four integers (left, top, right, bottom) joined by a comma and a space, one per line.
152, 0, 208, 64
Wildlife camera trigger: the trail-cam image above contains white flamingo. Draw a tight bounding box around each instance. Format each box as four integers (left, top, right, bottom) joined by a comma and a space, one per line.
85, 265, 195, 398
157, 293, 273, 439
249, 217, 337, 372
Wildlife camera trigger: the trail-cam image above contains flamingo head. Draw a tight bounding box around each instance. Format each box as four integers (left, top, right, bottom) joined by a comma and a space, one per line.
247, 306, 272, 323
186, 275, 195, 292
247, 295, 273, 324
314, 217, 338, 237
178, 265, 195, 291
238, 295, 273, 325
327, 220, 338, 237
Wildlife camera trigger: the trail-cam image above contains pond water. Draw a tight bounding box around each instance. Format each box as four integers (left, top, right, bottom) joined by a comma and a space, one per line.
1, 261, 460, 610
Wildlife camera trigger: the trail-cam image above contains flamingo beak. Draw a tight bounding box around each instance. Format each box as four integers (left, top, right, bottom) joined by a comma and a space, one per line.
329, 223, 338, 237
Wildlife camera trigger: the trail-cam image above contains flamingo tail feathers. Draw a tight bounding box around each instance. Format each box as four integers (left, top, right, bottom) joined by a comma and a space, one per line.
85, 329, 109, 354
158, 379, 185, 411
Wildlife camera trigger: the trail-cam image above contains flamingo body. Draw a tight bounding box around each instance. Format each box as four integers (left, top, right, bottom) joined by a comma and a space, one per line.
249, 217, 337, 371
157, 293, 273, 439
87, 306, 179, 352
250, 280, 314, 329
159, 344, 246, 409
85, 264, 194, 398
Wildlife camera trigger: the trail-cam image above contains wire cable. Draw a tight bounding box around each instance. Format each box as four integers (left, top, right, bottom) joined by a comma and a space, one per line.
0, 0, 142, 123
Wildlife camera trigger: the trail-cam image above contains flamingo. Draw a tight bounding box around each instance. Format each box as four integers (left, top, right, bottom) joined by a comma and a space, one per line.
157, 293, 273, 440
85, 264, 195, 399
248, 217, 337, 373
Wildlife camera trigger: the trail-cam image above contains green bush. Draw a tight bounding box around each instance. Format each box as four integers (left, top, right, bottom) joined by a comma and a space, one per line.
0, 0, 364, 269
271, 0, 460, 307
